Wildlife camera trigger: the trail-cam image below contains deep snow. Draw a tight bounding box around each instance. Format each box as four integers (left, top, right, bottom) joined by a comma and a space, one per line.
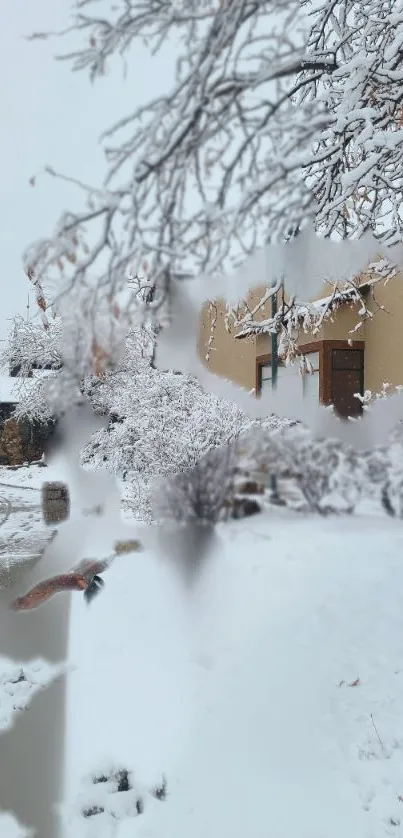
60, 509, 403, 838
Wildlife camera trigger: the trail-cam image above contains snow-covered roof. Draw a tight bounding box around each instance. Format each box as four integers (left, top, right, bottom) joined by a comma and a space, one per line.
0, 361, 54, 405
0, 376, 21, 404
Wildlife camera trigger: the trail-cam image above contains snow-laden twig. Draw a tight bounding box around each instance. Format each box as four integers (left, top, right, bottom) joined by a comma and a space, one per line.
23, 0, 403, 317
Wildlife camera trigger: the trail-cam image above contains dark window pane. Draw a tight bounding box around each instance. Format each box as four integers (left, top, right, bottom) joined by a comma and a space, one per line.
332, 369, 363, 418
332, 349, 363, 370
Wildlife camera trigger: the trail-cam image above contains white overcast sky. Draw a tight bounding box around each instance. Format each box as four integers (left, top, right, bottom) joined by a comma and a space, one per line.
0, 0, 172, 348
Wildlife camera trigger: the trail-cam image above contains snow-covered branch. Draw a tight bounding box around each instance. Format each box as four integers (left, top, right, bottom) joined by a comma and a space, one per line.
24, 0, 403, 310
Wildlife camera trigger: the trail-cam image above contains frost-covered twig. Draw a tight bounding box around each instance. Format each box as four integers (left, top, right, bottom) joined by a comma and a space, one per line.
23, 0, 403, 307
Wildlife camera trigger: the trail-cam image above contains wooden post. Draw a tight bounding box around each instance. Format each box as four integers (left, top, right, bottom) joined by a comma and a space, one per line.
42, 483, 70, 525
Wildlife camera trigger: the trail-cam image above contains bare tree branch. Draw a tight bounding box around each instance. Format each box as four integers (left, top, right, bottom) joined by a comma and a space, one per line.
23, 0, 403, 354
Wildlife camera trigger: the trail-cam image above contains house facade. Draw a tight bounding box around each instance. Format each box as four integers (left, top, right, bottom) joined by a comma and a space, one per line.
199, 272, 403, 418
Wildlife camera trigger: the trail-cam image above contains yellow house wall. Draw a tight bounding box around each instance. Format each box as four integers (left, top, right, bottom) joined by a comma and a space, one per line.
363, 278, 403, 392
199, 299, 258, 391
199, 277, 403, 398
256, 283, 403, 395
288, 302, 363, 349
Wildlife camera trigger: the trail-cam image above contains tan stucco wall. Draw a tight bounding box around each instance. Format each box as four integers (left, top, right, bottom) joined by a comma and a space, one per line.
199, 299, 258, 391
288, 302, 362, 349
199, 276, 403, 398
294, 276, 403, 393
362, 278, 403, 392
199, 285, 290, 391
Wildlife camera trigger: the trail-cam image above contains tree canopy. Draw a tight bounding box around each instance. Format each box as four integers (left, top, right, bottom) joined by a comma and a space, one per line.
24, 2, 403, 301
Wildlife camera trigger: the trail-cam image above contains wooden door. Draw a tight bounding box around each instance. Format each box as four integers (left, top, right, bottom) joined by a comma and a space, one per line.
332, 349, 364, 418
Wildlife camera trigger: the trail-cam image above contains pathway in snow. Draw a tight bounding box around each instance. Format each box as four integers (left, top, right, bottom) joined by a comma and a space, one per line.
0, 467, 55, 588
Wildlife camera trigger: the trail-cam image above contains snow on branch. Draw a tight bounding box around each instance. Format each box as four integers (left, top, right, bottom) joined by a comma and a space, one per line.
24, 0, 403, 297
20, 0, 403, 459
228, 275, 382, 364
154, 271, 403, 452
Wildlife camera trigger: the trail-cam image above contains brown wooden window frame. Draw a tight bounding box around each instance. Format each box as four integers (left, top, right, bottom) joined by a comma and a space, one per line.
256, 339, 365, 407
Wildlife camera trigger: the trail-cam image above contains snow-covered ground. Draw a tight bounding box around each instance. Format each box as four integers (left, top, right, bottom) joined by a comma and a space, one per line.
0, 462, 61, 586
2, 457, 403, 837
60, 509, 403, 838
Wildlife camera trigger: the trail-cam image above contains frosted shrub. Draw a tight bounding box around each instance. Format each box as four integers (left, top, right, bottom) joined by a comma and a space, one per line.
154, 442, 238, 525
242, 425, 364, 515
379, 433, 403, 518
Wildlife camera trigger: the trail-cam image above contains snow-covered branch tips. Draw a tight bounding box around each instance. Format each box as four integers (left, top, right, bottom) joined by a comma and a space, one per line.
24, 0, 403, 297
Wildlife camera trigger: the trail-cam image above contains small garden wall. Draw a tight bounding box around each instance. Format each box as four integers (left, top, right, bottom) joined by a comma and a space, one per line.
0, 416, 54, 466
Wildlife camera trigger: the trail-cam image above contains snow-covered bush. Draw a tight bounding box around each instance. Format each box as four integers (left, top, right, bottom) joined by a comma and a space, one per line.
83, 363, 250, 521
363, 445, 389, 495
377, 425, 403, 517
5, 316, 62, 379
240, 424, 365, 514
154, 442, 238, 525
2, 316, 256, 520
1, 316, 61, 425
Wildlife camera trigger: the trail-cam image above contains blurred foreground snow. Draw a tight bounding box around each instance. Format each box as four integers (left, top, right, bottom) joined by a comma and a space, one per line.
61, 509, 403, 838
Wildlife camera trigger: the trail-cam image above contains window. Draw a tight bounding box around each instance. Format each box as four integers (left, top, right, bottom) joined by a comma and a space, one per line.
259, 359, 285, 394
302, 351, 319, 402
257, 342, 364, 418
257, 351, 320, 403
330, 348, 363, 418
